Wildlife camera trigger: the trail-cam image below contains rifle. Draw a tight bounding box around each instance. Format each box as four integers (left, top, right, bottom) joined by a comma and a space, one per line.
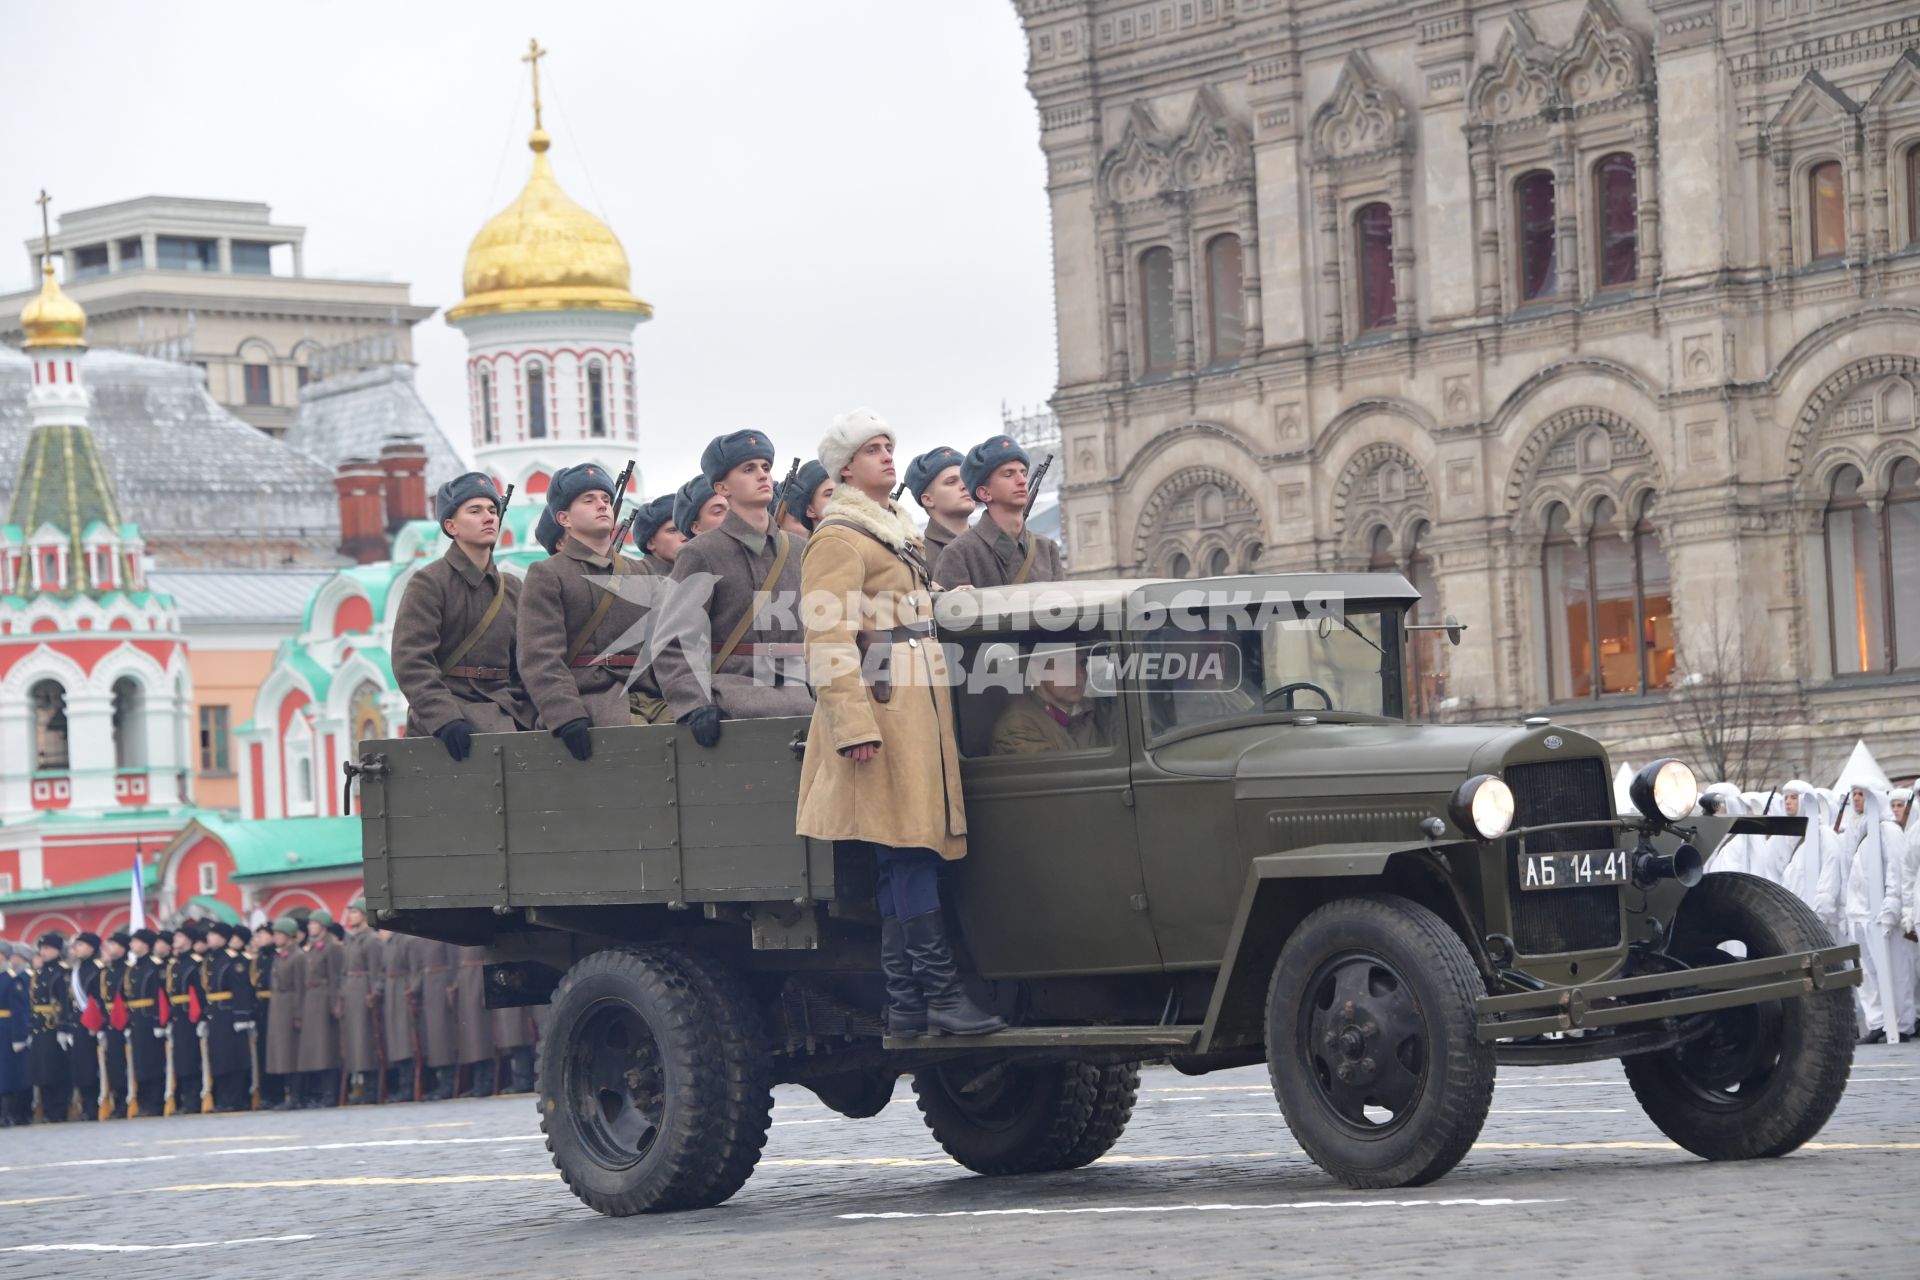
608, 459, 637, 525
890, 480, 908, 503
1021, 452, 1054, 521
609, 507, 642, 558
770, 457, 801, 530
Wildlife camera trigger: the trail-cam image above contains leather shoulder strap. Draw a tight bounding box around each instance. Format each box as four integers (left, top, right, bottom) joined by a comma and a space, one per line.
713, 531, 790, 672
564, 554, 625, 665
816, 517, 931, 588
439, 570, 507, 675
1011, 534, 1040, 586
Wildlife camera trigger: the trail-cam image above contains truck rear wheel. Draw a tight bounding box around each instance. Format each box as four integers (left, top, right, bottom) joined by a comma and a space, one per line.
1622, 873, 1853, 1161
1267, 893, 1495, 1190
913, 1059, 1139, 1175
537, 946, 772, 1216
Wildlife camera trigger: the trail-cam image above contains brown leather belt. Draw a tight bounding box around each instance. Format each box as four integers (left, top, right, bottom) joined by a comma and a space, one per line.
447, 664, 509, 680
732, 643, 806, 658
569, 653, 638, 669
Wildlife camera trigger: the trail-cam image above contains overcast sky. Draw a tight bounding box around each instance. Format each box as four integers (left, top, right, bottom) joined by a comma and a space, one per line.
0, 0, 1058, 496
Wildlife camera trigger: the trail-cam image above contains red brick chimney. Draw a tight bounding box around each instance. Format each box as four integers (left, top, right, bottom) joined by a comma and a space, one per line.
379, 438, 429, 533
335, 459, 389, 564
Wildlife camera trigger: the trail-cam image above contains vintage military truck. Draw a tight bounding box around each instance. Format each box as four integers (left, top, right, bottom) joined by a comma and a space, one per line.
353, 573, 1859, 1218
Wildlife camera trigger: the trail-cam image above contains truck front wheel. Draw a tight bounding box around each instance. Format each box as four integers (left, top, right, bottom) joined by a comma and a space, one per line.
1622, 873, 1853, 1160
537, 946, 773, 1216
1267, 894, 1495, 1189
913, 1059, 1139, 1175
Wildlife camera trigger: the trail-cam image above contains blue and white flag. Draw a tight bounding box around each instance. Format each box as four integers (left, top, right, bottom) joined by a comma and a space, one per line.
130, 856, 147, 932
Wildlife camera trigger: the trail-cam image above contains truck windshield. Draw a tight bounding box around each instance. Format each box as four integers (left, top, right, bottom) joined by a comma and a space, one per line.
1137, 604, 1405, 737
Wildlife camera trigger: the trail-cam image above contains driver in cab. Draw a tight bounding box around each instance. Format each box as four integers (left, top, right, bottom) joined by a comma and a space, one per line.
991, 644, 1111, 755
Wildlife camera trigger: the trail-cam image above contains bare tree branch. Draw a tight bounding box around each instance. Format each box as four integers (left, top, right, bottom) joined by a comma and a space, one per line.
1666, 606, 1787, 789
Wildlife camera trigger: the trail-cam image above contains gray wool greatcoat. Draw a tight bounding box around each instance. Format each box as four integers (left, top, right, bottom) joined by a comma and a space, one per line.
928, 518, 1063, 591
295, 937, 345, 1073
265, 945, 303, 1077
338, 927, 384, 1074
453, 947, 493, 1065
516, 536, 654, 729
417, 940, 459, 1070
381, 933, 424, 1062
392, 542, 535, 736
651, 510, 815, 722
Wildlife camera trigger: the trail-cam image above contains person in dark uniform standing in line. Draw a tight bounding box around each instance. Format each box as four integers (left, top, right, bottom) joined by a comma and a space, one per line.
340, 898, 384, 1103
164, 924, 207, 1115
201, 922, 255, 1112
516, 463, 654, 760
379, 929, 423, 1102
248, 925, 279, 1108
2, 942, 35, 1125
265, 918, 303, 1109
780, 460, 833, 537
654, 430, 817, 747
99, 931, 131, 1118
930, 436, 1063, 589
30, 932, 77, 1121
298, 909, 344, 1107
392, 473, 536, 764
123, 929, 168, 1118
66, 931, 103, 1121
417, 939, 459, 1101
902, 446, 973, 577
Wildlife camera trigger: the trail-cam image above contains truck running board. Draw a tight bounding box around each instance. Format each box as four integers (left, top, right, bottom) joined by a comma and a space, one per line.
882, 1025, 1201, 1052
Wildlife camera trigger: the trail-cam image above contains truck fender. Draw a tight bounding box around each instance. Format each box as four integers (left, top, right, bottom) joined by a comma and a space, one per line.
1193, 841, 1475, 1055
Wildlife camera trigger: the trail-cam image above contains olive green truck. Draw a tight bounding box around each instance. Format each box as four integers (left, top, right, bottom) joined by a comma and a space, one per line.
353, 574, 1859, 1218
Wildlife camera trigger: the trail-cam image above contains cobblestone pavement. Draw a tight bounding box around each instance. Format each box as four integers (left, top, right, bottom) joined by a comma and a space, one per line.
4, 1046, 1917, 1279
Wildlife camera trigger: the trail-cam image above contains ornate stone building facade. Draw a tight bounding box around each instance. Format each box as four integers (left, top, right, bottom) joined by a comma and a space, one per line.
1015, 0, 1920, 779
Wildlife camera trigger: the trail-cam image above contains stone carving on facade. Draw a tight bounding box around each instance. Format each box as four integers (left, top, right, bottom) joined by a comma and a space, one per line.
1332, 441, 1433, 553
1309, 53, 1418, 343
1506, 406, 1660, 527
1133, 462, 1266, 574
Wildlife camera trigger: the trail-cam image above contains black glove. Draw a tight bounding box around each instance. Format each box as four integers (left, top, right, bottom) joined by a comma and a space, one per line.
684, 704, 727, 749
554, 717, 593, 762
434, 720, 473, 762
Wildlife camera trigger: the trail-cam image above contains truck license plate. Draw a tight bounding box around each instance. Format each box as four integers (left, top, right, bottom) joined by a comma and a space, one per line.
1519, 850, 1632, 891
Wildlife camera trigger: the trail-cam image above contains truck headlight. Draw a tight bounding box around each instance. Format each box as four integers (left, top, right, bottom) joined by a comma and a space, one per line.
1450, 774, 1515, 841
1630, 758, 1698, 824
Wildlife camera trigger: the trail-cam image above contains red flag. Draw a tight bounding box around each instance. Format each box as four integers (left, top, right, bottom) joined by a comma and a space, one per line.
156, 990, 170, 1027
80, 996, 105, 1034
188, 986, 203, 1024
109, 991, 129, 1031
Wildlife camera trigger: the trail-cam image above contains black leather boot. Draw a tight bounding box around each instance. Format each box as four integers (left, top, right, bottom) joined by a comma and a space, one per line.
880, 916, 927, 1036
900, 910, 1006, 1036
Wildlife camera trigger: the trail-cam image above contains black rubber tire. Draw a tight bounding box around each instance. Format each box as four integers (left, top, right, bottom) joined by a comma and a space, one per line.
1622, 872, 1854, 1161
665, 948, 775, 1208
536, 946, 769, 1216
913, 1058, 1130, 1175
807, 1069, 898, 1119
1267, 893, 1495, 1190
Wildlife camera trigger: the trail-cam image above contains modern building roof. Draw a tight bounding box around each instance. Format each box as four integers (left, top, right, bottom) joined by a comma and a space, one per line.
285, 362, 466, 492
146, 568, 337, 626
0, 345, 344, 570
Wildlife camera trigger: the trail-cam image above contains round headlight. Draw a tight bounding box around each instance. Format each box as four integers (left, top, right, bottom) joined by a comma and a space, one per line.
1630, 758, 1698, 823
1449, 774, 1516, 841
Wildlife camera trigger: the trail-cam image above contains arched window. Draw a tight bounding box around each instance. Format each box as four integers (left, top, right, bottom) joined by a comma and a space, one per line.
32, 680, 69, 771
1809, 161, 1846, 263
1544, 497, 1671, 701
1515, 170, 1559, 301
1354, 203, 1396, 330
1206, 548, 1231, 577
1205, 235, 1245, 362
1168, 551, 1192, 579
1826, 459, 1920, 674
526, 363, 548, 439
587, 361, 607, 437
112, 677, 146, 769
1367, 525, 1396, 571
1907, 145, 1920, 249
1593, 153, 1638, 288
1139, 247, 1177, 376
478, 368, 495, 445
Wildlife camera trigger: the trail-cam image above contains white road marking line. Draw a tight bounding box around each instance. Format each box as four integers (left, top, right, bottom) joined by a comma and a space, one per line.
3, 1234, 316, 1254
1492, 1109, 1626, 1115
841, 1197, 1568, 1220
151, 1134, 296, 1145
1, 1133, 544, 1173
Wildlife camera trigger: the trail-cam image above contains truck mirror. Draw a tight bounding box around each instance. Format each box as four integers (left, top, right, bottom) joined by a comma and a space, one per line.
1445, 613, 1464, 646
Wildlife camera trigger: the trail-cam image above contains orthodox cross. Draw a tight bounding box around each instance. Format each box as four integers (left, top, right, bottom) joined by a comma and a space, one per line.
35, 189, 52, 266
523, 39, 548, 131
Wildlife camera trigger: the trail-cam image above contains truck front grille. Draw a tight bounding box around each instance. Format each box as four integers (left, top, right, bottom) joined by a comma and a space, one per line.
1504, 758, 1621, 955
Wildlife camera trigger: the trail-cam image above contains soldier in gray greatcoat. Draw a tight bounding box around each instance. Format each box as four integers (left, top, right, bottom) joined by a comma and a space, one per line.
901, 445, 973, 577
673, 474, 729, 541
417, 939, 460, 1101
380, 930, 423, 1102
491, 1003, 537, 1095
780, 459, 833, 537
452, 947, 495, 1097
297, 910, 344, 1108
516, 463, 654, 758
393, 472, 535, 761
929, 435, 1063, 589
339, 899, 384, 1103
652, 431, 815, 749
264, 918, 303, 1109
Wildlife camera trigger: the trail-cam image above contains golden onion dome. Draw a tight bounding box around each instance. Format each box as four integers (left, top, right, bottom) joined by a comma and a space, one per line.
21, 263, 87, 349
447, 129, 651, 322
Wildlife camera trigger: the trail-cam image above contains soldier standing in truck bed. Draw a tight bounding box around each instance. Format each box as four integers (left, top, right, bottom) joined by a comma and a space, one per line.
340, 898, 384, 1103
517, 463, 655, 761
902, 446, 972, 578
673, 474, 729, 541
393, 473, 535, 763
930, 436, 1062, 589
653, 431, 815, 748
620, 493, 682, 725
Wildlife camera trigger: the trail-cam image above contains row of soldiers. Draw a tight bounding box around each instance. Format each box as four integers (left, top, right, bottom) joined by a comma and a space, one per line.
0, 902, 536, 1124
391, 411, 1060, 760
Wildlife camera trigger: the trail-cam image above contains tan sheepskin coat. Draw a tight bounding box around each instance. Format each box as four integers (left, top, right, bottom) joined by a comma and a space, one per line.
795, 487, 967, 860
